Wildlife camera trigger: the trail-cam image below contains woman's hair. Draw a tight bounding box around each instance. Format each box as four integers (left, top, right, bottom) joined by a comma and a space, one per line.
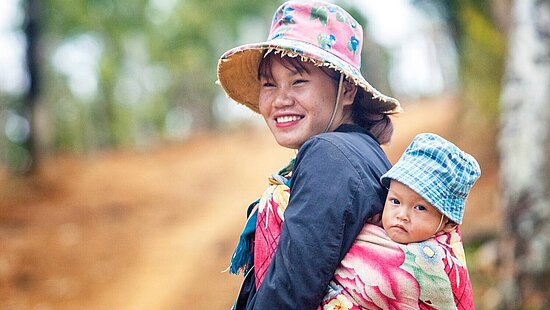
258, 53, 394, 144
258, 53, 311, 80
351, 90, 394, 144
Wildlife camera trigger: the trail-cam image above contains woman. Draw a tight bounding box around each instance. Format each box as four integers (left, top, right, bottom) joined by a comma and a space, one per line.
217, 1, 402, 308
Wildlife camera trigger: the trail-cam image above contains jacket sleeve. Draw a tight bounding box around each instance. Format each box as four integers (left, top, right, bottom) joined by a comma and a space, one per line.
247, 137, 383, 309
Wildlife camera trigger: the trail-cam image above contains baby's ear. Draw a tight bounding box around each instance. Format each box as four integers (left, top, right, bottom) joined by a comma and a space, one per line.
443, 221, 458, 233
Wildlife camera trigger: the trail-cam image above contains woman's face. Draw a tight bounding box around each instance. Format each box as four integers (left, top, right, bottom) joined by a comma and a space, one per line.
258, 56, 355, 149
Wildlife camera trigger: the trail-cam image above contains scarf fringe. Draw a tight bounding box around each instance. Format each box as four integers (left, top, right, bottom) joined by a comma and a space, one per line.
227, 201, 258, 275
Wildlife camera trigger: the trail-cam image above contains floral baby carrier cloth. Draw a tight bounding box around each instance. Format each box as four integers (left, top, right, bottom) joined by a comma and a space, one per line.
322, 225, 474, 310
228, 161, 474, 309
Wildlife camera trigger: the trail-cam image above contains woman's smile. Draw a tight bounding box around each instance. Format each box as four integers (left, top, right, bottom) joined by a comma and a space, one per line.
275, 115, 304, 126
258, 56, 354, 149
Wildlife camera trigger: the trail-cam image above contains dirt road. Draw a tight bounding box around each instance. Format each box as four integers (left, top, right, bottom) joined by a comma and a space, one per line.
0, 98, 498, 309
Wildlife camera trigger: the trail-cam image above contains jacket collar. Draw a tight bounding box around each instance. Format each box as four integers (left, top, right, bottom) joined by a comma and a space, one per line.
335, 123, 380, 144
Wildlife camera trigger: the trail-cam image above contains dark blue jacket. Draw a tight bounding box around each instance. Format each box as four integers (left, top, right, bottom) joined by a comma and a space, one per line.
234, 124, 391, 309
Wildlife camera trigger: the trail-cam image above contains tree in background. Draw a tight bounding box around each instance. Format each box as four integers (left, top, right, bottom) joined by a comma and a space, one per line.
22, 0, 41, 173
2, 0, 385, 173
413, 0, 506, 120
412, 1, 550, 308
498, 0, 550, 308
0, 0, 42, 173
1, 0, 276, 172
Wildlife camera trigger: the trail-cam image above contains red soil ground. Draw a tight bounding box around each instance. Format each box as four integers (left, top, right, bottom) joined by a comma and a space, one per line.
0, 98, 499, 309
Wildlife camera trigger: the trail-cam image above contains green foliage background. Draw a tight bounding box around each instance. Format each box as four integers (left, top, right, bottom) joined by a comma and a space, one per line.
414, 0, 506, 117
0, 0, 506, 172
1, 0, 276, 171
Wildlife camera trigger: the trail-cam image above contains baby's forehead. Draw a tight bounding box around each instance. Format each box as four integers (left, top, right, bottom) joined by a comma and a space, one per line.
388, 180, 435, 207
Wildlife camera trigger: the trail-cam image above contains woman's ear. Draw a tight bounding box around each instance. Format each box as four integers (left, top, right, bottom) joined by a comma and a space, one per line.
341, 81, 358, 107
443, 221, 458, 233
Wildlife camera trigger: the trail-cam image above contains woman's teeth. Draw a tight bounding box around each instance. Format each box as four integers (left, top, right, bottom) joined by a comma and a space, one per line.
276, 115, 302, 123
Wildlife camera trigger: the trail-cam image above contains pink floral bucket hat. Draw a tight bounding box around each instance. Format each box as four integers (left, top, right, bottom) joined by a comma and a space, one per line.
217, 0, 402, 114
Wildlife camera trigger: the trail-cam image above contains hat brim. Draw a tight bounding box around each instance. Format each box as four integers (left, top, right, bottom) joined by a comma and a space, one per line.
217, 38, 402, 114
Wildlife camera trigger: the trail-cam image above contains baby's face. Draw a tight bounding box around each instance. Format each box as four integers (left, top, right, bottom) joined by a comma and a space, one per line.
382, 180, 445, 243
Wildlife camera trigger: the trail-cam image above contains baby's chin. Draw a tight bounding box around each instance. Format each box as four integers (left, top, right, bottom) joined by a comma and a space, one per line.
385, 229, 412, 244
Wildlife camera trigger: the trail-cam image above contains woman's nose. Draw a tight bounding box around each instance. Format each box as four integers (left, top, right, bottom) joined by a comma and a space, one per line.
273, 89, 294, 108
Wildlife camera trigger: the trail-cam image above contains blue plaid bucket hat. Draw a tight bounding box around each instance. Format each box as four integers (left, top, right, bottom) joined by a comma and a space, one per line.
381, 133, 481, 224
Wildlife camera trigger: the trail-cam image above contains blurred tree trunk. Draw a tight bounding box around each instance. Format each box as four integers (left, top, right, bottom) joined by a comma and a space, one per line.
97, 44, 125, 147
499, 0, 550, 308
23, 0, 41, 173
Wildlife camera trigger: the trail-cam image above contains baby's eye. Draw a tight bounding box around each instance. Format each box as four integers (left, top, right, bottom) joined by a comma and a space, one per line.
388, 198, 400, 205
414, 205, 427, 211
261, 81, 275, 88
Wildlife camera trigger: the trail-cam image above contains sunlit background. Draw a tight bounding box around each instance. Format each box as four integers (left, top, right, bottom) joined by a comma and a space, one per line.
0, 0, 459, 166
1, 0, 548, 309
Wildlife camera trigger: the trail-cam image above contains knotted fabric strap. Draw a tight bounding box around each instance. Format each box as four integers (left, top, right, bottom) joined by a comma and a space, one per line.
254, 173, 291, 287
227, 159, 294, 276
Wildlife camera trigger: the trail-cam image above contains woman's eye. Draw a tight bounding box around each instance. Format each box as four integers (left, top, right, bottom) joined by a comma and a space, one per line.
293, 79, 307, 85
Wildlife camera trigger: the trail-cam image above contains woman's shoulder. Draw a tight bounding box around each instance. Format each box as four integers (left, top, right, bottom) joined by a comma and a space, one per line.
295, 130, 391, 178
316, 130, 378, 148
299, 130, 387, 163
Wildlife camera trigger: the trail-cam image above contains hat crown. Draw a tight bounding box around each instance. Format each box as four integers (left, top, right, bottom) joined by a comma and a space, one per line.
269, 1, 363, 70
407, 134, 480, 197
381, 133, 481, 224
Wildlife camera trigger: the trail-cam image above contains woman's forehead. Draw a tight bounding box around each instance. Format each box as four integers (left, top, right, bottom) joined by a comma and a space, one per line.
259, 54, 341, 84
259, 54, 312, 79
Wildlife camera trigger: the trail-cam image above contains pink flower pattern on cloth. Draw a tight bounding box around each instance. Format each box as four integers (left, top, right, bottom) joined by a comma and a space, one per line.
322, 224, 474, 310
254, 175, 290, 288
327, 225, 420, 309
253, 176, 474, 309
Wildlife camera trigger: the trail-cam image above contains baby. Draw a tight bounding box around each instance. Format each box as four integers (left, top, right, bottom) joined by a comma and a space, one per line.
323, 133, 481, 309
380, 132, 480, 244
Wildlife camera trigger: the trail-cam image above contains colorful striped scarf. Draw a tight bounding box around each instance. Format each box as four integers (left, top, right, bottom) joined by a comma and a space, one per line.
227, 159, 293, 276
